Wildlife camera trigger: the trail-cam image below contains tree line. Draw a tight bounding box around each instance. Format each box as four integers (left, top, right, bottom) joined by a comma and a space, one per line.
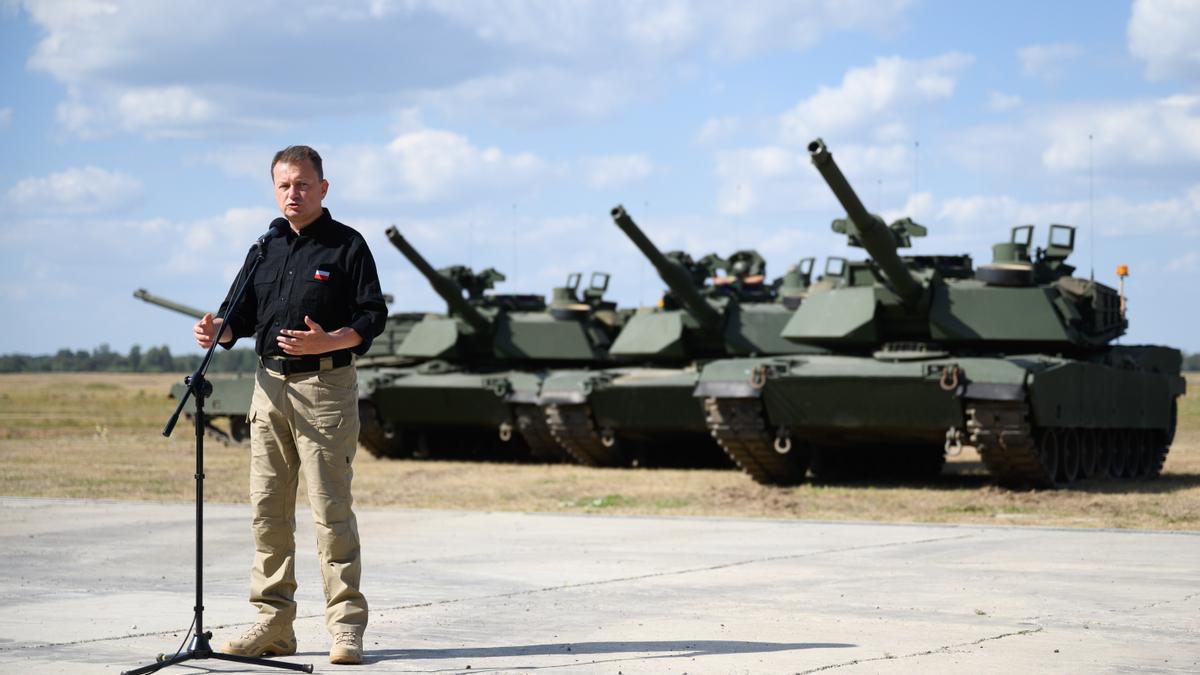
0, 344, 258, 373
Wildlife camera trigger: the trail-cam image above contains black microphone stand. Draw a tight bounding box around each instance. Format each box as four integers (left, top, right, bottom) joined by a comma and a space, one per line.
122, 232, 311, 674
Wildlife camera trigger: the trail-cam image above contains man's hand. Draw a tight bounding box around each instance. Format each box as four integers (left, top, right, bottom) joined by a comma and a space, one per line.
277, 316, 362, 355
194, 313, 231, 349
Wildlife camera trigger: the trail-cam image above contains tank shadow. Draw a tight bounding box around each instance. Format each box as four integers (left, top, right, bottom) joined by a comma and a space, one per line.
364, 639, 854, 665
1070, 473, 1200, 494
808, 469, 1200, 494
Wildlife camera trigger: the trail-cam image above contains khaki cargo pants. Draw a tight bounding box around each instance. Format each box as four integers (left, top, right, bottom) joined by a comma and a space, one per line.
247, 363, 367, 636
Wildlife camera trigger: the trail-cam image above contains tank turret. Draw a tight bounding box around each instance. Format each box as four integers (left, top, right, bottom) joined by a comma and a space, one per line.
807, 138, 924, 306
386, 227, 493, 336
774, 258, 815, 309
611, 205, 723, 333
605, 205, 819, 361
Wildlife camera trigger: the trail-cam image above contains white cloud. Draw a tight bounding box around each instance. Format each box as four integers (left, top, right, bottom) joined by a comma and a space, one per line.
714, 141, 914, 216
714, 146, 804, 215
988, 91, 1022, 112
197, 144, 276, 180
415, 67, 638, 125
624, 0, 698, 55
16, 0, 917, 137
1017, 43, 1083, 82
1039, 96, 1200, 171
949, 96, 1200, 175
161, 206, 278, 276
779, 53, 973, 144
1129, 0, 1200, 81
330, 127, 549, 204
55, 85, 255, 140
696, 116, 741, 145
416, 0, 912, 59
6, 166, 143, 215
0, 107, 11, 127
582, 154, 653, 189
928, 185, 1200, 240
1166, 251, 1200, 272
116, 86, 216, 135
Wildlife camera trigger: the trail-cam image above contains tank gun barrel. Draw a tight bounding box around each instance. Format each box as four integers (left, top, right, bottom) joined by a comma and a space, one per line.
385, 226, 492, 335
807, 139, 922, 304
133, 288, 207, 320
610, 205, 723, 332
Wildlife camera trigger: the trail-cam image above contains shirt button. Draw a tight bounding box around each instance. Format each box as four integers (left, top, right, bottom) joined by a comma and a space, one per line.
288, 270, 294, 276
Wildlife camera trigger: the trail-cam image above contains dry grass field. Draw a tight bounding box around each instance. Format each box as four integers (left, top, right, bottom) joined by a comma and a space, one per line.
0, 372, 1196, 530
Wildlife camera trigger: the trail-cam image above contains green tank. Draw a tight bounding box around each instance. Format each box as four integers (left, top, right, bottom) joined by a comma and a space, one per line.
536, 206, 825, 467
351, 305, 430, 459
133, 288, 254, 442
695, 138, 1186, 487
136, 288, 427, 456
360, 226, 624, 462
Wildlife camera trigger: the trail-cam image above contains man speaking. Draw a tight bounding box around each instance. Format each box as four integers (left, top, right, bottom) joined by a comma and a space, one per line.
193, 145, 386, 665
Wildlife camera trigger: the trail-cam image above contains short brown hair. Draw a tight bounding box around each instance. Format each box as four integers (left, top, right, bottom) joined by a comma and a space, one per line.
271, 145, 324, 180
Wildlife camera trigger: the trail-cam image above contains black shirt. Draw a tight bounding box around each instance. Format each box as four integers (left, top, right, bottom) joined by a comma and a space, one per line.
219, 208, 387, 358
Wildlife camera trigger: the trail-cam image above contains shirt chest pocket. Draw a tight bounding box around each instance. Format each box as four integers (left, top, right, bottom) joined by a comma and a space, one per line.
252, 268, 280, 298
300, 264, 341, 304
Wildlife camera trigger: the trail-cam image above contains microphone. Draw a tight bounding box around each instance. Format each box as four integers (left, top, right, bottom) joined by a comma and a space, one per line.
253, 218, 289, 249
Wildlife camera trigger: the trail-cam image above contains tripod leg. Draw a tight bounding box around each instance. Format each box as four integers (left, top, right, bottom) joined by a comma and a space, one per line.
120, 651, 197, 675
212, 652, 315, 672
121, 639, 313, 675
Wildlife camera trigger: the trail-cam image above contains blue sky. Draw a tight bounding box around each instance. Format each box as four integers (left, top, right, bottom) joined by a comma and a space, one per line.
2, 0, 1198, 355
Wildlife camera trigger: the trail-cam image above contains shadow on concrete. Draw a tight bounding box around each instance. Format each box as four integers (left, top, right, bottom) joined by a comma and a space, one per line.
814, 460, 1200, 494
367, 639, 854, 664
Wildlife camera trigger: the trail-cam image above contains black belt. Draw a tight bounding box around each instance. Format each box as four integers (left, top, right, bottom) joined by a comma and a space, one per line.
260, 352, 353, 376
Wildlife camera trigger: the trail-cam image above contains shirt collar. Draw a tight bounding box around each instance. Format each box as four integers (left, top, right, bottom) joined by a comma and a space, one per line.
288, 208, 332, 241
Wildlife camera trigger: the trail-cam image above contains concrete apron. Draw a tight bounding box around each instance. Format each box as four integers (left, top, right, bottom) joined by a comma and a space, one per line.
0, 497, 1197, 674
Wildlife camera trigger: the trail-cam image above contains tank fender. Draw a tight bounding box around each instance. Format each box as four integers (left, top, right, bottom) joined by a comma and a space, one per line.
494, 370, 545, 404
956, 358, 1031, 401
397, 318, 460, 359
609, 312, 687, 359
781, 287, 878, 343
538, 371, 613, 405
694, 358, 791, 399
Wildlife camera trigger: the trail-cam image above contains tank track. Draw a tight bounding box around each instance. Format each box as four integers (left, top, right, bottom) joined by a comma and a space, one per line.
357, 399, 408, 459
966, 400, 1051, 487
513, 404, 574, 463
227, 414, 250, 443
185, 414, 243, 446
966, 400, 1172, 487
544, 403, 624, 466
703, 397, 808, 486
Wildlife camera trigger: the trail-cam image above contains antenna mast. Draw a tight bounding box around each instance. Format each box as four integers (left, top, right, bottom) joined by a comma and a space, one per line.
1089, 133, 1095, 281
913, 140, 920, 217
511, 203, 518, 289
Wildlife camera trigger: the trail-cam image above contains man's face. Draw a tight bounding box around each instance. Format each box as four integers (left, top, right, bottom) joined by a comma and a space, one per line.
272, 159, 328, 229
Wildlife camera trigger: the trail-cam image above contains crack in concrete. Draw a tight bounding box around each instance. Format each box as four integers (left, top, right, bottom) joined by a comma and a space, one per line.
794, 625, 1045, 673
1130, 591, 1200, 611
6, 532, 973, 653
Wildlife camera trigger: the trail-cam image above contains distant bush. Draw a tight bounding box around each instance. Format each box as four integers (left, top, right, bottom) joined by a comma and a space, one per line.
1186, 353, 1200, 372
0, 344, 257, 373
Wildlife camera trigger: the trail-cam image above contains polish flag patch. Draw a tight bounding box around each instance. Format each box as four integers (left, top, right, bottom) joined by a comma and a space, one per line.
313, 269, 331, 281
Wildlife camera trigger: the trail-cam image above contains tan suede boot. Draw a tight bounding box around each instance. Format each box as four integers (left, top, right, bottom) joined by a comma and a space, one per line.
329, 631, 363, 665
220, 623, 297, 657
